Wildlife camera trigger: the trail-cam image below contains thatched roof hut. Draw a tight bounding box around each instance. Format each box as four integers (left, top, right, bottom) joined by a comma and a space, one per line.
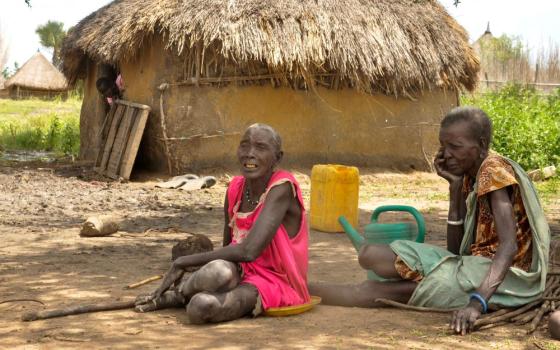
5, 52, 68, 99
62, 0, 479, 172
62, 0, 478, 95
0, 75, 5, 90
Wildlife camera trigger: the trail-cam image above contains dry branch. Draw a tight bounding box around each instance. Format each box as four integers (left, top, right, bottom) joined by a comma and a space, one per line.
374, 298, 459, 313
22, 300, 135, 322
124, 275, 163, 290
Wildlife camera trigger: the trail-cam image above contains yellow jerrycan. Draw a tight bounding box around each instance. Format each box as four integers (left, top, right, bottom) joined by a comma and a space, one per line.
310, 164, 359, 232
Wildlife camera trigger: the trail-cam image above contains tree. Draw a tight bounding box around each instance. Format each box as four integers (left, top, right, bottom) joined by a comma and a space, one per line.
35, 20, 66, 68
3, 62, 20, 79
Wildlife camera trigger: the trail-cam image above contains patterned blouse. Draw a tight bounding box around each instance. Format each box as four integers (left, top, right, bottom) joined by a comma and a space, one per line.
463, 154, 532, 271
395, 154, 533, 281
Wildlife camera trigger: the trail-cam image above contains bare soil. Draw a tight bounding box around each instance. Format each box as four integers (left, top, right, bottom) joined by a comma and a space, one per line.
1, 161, 559, 349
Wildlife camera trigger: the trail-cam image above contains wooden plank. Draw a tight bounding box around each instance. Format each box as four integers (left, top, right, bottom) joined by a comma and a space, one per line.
94, 103, 119, 170
96, 104, 126, 175
101, 104, 122, 145
106, 107, 136, 178
119, 108, 150, 179
114, 99, 151, 110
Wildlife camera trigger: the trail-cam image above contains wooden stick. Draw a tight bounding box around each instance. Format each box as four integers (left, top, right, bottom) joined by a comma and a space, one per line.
474, 300, 542, 327
124, 275, 163, 290
512, 307, 538, 322
527, 301, 550, 334
478, 320, 509, 331
21, 300, 135, 322
374, 298, 459, 313
158, 87, 174, 175
479, 308, 510, 319
0, 298, 45, 306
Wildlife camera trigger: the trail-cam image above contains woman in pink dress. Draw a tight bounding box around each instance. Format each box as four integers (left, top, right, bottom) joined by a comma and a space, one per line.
135, 124, 310, 323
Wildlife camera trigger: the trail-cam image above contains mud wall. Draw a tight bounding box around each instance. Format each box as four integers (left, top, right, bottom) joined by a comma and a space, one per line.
160, 86, 456, 172
80, 36, 458, 172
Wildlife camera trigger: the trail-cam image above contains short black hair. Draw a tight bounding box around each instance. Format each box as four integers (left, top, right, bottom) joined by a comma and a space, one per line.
441, 106, 493, 148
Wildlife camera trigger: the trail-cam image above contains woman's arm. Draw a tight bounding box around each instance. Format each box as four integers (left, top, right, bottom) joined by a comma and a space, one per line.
447, 181, 466, 254
153, 182, 294, 297
223, 193, 232, 247
451, 187, 518, 335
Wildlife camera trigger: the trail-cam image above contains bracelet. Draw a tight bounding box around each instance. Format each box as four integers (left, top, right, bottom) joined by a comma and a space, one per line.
447, 219, 464, 226
469, 292, 488, 314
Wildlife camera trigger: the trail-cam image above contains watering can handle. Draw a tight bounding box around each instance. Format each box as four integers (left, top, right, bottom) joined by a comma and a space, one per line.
370, 205, 426, 243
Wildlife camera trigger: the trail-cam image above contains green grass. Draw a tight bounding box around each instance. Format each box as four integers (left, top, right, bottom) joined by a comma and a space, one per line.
0, 97, 81, 156
462, 85, 560, 170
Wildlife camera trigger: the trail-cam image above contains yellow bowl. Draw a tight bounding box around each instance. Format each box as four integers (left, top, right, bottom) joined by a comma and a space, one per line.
264, 296, 322, 317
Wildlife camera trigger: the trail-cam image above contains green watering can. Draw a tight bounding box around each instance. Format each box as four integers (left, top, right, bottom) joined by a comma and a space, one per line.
338, 205, 426, 281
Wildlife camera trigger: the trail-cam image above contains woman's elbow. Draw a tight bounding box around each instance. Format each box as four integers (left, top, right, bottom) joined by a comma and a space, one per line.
240, 246, 260, 262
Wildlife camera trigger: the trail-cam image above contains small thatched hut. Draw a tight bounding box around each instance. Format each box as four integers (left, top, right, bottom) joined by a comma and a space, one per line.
5, 52, 68, 99
62, 0, 479, 173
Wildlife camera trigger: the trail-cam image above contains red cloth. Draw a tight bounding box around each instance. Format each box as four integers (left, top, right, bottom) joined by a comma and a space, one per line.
227, 170, 310, 309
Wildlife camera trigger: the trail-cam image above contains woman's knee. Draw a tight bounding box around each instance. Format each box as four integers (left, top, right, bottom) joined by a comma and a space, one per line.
358, 244, 398, 278
187, 292, 219, 324
197, 260, 239, 290
358, 245, 388, 269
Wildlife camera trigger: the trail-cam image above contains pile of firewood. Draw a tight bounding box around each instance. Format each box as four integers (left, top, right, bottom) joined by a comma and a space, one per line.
475, 271, 560, 333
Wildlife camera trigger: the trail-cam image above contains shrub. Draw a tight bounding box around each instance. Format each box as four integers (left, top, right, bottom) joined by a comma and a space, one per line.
462, 84, 560, 170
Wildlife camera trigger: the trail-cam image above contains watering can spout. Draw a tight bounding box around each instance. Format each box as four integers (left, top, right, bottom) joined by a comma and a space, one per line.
338, 216, 364, 252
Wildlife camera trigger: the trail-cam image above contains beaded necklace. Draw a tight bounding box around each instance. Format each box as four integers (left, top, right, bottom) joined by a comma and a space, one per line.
244, 186, 260, 206
244, 172, 273, 207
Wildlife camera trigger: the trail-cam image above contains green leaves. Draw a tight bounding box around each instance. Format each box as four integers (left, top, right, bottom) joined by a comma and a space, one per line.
462, 84, 560, 170
35, 20, 66, 67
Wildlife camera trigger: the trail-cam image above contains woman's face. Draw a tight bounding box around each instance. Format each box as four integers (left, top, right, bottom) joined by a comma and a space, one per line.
439, 121, 486, 177
237, 128, 281, 180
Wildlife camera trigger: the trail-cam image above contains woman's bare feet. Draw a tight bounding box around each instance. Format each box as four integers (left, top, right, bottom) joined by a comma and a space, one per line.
134, 290, 185, 313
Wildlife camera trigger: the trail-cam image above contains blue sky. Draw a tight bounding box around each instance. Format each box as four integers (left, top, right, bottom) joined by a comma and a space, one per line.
1, 0, 559, 69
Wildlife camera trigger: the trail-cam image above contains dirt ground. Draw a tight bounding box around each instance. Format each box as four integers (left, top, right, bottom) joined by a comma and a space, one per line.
1, 160, 559, 349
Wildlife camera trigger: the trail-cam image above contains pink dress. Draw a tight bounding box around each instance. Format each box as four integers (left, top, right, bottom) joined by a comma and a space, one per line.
227, 170, 311, 310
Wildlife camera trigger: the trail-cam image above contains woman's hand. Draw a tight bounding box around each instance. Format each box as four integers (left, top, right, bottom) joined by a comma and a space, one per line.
136, 264, 184, 305
434, 148, 462, 185
450, 302, 482, 335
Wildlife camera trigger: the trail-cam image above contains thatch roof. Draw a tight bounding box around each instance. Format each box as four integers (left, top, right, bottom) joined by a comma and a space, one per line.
5, 52, 68, 91
61, 0, 479, 95
0, 75, 5, 90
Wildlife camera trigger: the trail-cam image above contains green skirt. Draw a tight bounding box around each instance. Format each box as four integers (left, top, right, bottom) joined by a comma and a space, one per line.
390, 240, 543, 309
